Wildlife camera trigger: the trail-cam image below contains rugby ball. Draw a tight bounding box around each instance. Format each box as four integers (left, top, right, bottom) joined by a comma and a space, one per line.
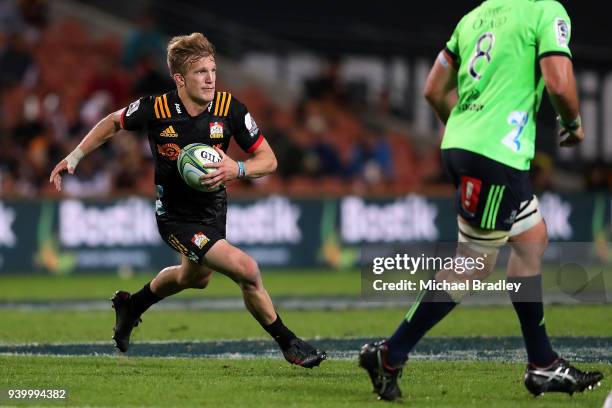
177, 143, 222, 192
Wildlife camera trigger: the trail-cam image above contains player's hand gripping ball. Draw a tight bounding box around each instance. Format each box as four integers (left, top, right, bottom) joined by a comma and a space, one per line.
177, 143, 222, 192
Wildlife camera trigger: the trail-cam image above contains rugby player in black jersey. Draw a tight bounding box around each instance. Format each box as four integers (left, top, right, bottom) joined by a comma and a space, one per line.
49, 32, 326, 368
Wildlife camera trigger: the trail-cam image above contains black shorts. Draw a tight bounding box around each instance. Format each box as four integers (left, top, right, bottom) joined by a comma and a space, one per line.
156, 211, 226, 264
441, 148, 534, 231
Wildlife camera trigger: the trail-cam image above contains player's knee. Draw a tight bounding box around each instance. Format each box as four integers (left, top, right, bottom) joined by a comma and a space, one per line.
513, 222, 548, 260
192, 272, 212, 289
175, 271, 193, 288
470, 264, 495, 281
176, 268, 210, 289
237, 257, 261, 292
515, 241, 547, 262
537, 232, 549, 257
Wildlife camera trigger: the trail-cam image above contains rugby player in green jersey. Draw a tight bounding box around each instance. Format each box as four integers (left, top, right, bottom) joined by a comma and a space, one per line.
359, 0, 602, 401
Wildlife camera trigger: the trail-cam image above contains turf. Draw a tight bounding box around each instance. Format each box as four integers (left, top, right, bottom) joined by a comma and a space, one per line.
0, 356, 609, 407
0, 270, 361, 300
3, 266, 609, 301
1, 272, 610, 407
0, 305, 610, 344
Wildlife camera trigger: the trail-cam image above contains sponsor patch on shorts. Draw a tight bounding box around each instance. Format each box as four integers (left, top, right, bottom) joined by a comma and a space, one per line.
191, 232, 210, 249
460, 176, 482, 216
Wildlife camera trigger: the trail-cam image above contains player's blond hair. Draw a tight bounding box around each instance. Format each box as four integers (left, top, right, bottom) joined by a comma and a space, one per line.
167, 33, 216, 75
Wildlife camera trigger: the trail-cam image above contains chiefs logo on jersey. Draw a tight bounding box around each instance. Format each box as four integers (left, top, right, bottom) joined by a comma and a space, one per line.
157, 143, 181, 160
210, 122, 224, 139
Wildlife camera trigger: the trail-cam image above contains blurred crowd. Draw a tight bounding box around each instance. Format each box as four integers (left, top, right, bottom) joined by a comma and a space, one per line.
0, 1, 446, 199
0, 1, 169, 198
0, 1, 609, 199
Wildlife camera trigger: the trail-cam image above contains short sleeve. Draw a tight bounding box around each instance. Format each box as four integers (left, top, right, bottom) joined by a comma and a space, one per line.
445, 29, 460, 62
229, 98, 265, 153
445, 15, 466, 63
536, 1, 572, 59
121, 96, 153, 131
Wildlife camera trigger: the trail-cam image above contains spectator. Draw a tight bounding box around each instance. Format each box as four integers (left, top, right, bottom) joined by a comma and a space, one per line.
584, 161, 610, 192
0, 0, 24, 36
303, 55, 346, 103
345, 131, 393, 185
62, 151, 112, 198
132, 54, 174, 98
0, 33, 37, 89
121, 7, 166, 70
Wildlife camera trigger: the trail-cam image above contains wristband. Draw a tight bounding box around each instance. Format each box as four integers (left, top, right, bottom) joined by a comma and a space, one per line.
560, 115, 581, 131
237, 161, 246, 179
65, 147, 84, 170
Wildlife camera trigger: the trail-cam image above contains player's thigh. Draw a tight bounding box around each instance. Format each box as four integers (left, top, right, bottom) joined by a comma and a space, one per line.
156, 214, 224, 266
442, 149, 532, 246
203, 240, 259, 284
508, 199, 547, 243
441, 148, 530, 280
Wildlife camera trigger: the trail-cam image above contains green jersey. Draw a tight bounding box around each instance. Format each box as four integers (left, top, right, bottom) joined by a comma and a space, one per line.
441, 0, 572, 170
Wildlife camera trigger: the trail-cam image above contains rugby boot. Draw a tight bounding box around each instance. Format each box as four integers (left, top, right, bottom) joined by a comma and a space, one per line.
282, 338, 327, 368
524, 358, 603, 396
359, 340, 403, 401
111, 290, 142, 352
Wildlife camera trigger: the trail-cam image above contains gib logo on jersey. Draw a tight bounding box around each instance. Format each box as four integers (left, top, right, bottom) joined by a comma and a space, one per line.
460, 176, 482, 217
157, 143, 181, 160
210, 122, 224, 139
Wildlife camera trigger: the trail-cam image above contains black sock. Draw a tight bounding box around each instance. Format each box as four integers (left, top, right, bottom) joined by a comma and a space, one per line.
263, 314, 297, 351
129, 282, 162, 317
507, 275, 557, 367
386, 289, 457, 367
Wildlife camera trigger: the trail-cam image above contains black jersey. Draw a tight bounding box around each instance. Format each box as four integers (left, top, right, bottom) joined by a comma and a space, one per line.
121, 90, 264, 222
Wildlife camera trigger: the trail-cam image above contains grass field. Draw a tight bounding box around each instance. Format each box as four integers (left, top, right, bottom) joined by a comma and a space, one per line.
0, 271, 610, 407
0, 270, 361, 300
1, 357, 610, 408
1, 306, 611, 344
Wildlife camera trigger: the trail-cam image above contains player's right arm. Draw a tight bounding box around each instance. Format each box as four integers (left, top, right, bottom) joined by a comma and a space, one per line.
49, 110, 122, 191
540, 56, 583, 147
424, 14, 464, 126
424, 49, 458, 125
49, 97, 150, 192
536, 1, 583, 147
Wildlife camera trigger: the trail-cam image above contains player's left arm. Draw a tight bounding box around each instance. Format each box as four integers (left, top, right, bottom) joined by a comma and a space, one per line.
535, 1, 582, 147
240, 138, 277, 178
200, 140, 277, 189
200, 98, 277, 189
424, 49, 458, 125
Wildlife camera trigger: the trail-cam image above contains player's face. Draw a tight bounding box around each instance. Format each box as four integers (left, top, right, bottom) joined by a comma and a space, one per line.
183, 56, 216, 105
